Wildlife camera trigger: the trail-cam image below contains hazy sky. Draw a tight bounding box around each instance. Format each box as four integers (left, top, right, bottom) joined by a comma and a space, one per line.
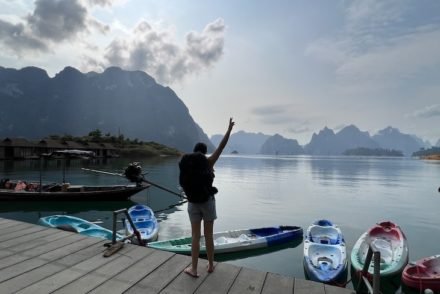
1, 0, 440, 145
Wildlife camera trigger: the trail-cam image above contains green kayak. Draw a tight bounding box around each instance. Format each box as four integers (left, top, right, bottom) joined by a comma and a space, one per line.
148, 225, 303, 255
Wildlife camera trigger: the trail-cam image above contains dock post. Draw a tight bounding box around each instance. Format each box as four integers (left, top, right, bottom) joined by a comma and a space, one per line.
372, 251, 380, 294
356, 244, 381, 294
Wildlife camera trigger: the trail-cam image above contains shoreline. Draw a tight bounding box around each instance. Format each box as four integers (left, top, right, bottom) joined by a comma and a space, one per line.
421, 154, 440, 160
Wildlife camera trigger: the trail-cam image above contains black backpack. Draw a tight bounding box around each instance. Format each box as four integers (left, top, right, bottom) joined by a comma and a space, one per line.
179, 152, 218, 203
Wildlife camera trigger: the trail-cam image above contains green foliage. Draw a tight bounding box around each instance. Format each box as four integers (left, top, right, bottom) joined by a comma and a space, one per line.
47, 130, 181, 157
412, 147, 440, 157
88, 129, 102, 141
343, 147, 404, 156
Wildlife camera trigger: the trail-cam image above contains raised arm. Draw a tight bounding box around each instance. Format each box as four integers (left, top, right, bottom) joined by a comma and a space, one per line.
208, 118, 235, 166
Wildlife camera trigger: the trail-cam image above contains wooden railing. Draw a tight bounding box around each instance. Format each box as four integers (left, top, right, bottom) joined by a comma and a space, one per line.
356, 244, 381, 294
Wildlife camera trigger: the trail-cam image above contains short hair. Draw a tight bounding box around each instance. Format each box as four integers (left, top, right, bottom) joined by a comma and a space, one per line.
193, 142, 207, 154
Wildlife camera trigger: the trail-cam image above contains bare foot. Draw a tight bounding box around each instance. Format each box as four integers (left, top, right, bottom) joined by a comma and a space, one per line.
184, 267, 199, 278
207, 264, 215, 273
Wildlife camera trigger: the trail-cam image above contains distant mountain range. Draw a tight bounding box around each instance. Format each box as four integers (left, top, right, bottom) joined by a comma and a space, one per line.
211, 130, 270, 154
1, 65, 436, 156
0, 66, 213, 152
211, 125, 433, 156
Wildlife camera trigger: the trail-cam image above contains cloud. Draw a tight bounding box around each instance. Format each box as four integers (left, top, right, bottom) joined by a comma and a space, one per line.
335, 28, 440, 81
345, 0, 407, 33
286, 125, 310, 134
0, 0, 109, 54
87, 18, 226, 84
0, 19, 48, 54
0, 1, 225, 84
411, 104, 440, 118
251, 104, 295, 125
305, 0, 440, 87
27, 0, 88, 41
86, 0, 119, 7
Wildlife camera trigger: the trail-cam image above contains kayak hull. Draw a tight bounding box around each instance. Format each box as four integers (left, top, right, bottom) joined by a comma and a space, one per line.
402, 255, 440, 292
303, 219, 347, 284
38, 215, 123, 241
350, 221, 408, 292
125, 204, 159, 243
148, 225, 303, 255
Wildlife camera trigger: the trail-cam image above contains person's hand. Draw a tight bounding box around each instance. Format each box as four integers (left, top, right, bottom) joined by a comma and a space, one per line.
228, 118, 235, 131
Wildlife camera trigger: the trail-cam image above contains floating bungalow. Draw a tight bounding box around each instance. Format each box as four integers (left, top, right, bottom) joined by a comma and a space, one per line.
0, 138, 119, 160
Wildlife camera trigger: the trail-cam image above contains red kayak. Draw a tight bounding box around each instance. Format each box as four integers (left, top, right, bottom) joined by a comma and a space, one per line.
402, 254, 440, 292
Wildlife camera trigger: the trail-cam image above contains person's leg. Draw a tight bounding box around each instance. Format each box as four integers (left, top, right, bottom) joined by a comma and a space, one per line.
204, 220, 215, 273
184, 220, 201, 277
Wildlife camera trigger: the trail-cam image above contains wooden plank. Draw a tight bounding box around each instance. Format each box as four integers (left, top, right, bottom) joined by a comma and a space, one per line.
160, 261, 218, 294
0, 223, 36, 240
0, 247, 15, 259
0, 217, 12, 224
0, 218, 353, 294
0, 230, 73, 260
261, 272, 293, 294
88, 248, 173, 294
0, 227, 58, 249
294, 278, 325, 294
0, 240, 107, 293
324, 284, 356, 294
0, 233, 86, 270
15, 245, 137, 294
0, 219, 18, 228
8, 230, 72, 253
0, 225, 50, 246
55, 240, 107, 267
0, 236, 101, 283
0, 218, 23, 227
52, 246, 152, 293
194, 262, 241, 294
228, 267, 266, 294
125, 253, 190, 294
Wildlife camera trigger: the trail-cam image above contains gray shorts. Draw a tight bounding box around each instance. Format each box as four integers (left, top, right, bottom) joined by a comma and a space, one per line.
187, 196, 217, 222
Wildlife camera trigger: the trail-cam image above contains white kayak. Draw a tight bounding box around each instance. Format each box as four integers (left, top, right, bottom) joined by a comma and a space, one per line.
148, 225, 303, 254
303, 219, 347, 284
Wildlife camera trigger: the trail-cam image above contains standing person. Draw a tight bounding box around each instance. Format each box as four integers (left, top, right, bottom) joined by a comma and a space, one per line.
180, 118, 235, 277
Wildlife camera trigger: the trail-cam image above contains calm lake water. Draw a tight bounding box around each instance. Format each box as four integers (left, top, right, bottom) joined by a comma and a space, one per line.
1, 155, 440, 291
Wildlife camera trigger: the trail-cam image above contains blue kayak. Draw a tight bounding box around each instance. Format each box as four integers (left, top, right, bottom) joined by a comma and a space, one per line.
125, 204, 159, 243
303, 219, 347, 284
38, 215, 123, 241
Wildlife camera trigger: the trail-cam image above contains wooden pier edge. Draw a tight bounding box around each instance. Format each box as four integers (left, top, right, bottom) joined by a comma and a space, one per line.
0, 217, 355, 294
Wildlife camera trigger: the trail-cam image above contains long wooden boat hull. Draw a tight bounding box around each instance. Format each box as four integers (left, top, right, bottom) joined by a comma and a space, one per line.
147, 225, 303, 255
0, 184, 148, 201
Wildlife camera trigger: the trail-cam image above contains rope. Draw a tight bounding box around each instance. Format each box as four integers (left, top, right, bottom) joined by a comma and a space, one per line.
153, 200, 188, 214
416, 263, 423, 294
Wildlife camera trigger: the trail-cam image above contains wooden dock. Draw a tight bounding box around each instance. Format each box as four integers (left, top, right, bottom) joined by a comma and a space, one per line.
0, 217, 355, 294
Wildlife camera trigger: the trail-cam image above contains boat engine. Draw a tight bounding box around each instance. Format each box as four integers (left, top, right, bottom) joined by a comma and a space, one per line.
124, 162, 143, 184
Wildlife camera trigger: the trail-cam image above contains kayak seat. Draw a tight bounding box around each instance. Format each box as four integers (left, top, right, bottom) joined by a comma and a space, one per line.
239, 234, 251, 241
214, 236, 229, 245
317, 256, 334, 270
78, 223, 92, 230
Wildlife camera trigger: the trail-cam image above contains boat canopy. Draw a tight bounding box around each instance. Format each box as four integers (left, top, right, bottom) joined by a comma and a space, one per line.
50, 149, 96, 157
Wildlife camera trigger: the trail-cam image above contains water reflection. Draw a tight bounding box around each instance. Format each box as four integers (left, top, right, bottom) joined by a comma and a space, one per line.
307, 156, 418, 189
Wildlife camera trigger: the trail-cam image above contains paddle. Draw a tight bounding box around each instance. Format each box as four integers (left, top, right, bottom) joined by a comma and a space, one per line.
81, 166, 186, 199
